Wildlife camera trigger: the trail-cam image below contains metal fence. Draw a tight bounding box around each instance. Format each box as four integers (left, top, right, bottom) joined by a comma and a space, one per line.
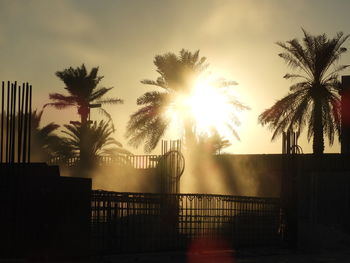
49, 155, 161, 169
91, 190, 284, 253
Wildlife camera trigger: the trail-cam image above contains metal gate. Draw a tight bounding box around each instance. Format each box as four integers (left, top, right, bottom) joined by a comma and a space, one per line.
91, 191, 284, 253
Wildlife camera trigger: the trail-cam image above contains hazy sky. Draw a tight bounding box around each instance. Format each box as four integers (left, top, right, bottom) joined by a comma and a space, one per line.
1, 0, 350, 154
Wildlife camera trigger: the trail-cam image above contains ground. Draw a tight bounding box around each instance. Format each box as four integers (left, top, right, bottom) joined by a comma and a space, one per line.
92, 249, 350, 263
2, 249, 350, 262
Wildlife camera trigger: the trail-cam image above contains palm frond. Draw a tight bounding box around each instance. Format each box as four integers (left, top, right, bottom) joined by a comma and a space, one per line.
43, 102, 75, 109
262, 30, 348, 152
95, 97, 124, 105
97, 108, 115, 131
90, 87, 112, 101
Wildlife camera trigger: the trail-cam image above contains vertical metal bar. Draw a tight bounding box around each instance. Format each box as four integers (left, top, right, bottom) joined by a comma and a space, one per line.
5, 82, 10, 162
17, 85, 21, 162
20, 83, 25, 163
28, 84, 32, 162
9, 83, 12, 162
0, 82, 4, 163
8, 83, 13, 163
22, 83, 29, 163
11, 82, 17, 162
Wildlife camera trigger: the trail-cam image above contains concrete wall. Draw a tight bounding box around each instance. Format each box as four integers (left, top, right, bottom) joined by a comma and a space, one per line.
86, 154, 283, 196
294, 155, 350, 251
0, 163, 92, 259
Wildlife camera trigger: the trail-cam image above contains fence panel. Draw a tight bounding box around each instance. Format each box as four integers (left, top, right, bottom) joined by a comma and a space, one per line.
49, 155, 161, 169
91, 190, 284, 253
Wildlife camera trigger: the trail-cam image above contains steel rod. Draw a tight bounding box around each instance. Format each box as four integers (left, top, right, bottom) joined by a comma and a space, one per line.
9, 83, 14, 162
5, 82, 9, 162
28, 84, 32, 163
22, 83, 29, 163
0, 82, 4, 163
11, 82, 17, 162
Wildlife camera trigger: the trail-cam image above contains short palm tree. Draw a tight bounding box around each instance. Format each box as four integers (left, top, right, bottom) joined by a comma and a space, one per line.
126, 49, 247, 152
30, 109, 61, 162
198, 130, 232, 154
44, 64, 123, 127
259, 30, 349, 154
58, 120, 128, 164
1, 110, 61, 162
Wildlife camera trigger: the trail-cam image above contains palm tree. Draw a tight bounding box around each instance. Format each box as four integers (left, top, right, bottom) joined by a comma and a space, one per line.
198, 130, 232, 154
56, 120, 130, 176
44, 64, 123, 127
126, 49, 247, 152
31, 109, 61, 162
259, 30, 349, 154
0, 110, 61, 162
59, 120, 127, 161
126, 49, 207, 152
211, 134, 232, 155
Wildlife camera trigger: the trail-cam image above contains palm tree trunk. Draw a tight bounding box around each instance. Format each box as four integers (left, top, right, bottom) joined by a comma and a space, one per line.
79, 106, 89, 124
184, 119, 196, 150
313, 99, 324, 154
79, 105, 90, 177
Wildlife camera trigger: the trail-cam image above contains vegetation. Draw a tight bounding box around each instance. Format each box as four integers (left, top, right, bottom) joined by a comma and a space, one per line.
30, 110, 62, 162
125, 49, 207, 152
45, 64, 123, 127
29, 32, 349, 164
0, 110, 61, 162
198, 130, 232, 154
259, 30, 349, 154
55, 120, 129, 176
59, 121, 127, 159
126, 49, 247, 153
44, 64, 123, 171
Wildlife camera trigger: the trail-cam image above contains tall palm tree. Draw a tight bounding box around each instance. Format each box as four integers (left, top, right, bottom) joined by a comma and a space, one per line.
44, 64, 123, 127
127, 49, 207, 152
259, 30, 349, 154
126, 49, 247, 152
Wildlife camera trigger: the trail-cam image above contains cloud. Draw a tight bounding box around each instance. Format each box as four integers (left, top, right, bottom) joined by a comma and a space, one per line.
199, 0, 280, 37
0, 0, 95, 38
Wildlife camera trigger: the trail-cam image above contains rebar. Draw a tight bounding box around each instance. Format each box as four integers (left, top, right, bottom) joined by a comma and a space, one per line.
0, 81, 32, 163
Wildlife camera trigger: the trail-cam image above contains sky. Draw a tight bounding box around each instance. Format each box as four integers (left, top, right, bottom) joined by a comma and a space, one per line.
1, 0, 350, 155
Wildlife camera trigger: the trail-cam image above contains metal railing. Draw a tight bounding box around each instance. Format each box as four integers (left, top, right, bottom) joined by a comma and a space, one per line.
49, 155, 161, 169
91, 190, 284, 253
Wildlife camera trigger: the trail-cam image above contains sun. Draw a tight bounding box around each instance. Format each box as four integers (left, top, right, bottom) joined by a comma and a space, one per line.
166, 75, 246, 140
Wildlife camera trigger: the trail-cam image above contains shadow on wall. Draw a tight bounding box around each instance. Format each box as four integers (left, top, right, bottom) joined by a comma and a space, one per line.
58, 154, 282, 196
181, 154, 282, 197
91, 164, 160, 192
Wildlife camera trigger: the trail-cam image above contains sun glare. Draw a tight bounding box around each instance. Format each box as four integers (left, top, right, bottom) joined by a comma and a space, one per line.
166, 76, 243, 140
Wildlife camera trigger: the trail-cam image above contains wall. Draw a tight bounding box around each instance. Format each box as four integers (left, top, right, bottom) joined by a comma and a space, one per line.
0, 163, 92, 259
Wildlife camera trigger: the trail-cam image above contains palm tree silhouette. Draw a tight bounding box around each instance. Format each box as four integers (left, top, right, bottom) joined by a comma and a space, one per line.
259, 30, 349, 154
31, 109, 61, 162
0, 110, 60, 162
126, 49, 207, 152
44, 64, 123, 127
57, 120, 129, 176
198, 130, 232, 155
126, 49, 247, 152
